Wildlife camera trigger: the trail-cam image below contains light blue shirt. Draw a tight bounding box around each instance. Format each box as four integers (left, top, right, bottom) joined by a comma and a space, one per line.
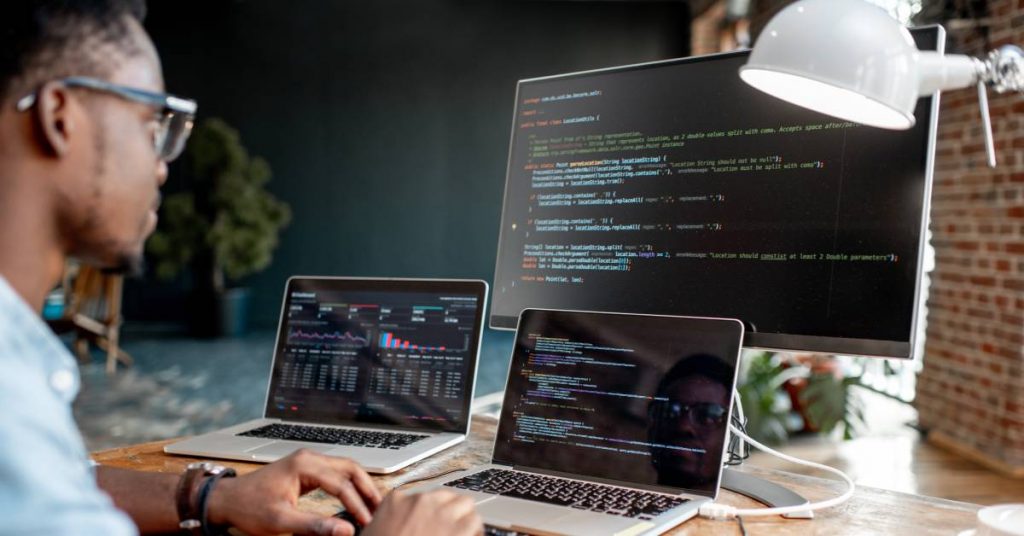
0, 276, 137, 535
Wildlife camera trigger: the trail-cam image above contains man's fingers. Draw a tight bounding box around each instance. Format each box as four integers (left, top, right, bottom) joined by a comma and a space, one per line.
294, 452, 381, 506
319, 455, 381, 507
290, 452, 380, 509
273, 508, 354, 536
455, 511, 486, 536
295, 454, 376, 523
428, 492, 482, 536
345, 463, 381, 507
322, 479, 372, 526
437, 491, 478, 519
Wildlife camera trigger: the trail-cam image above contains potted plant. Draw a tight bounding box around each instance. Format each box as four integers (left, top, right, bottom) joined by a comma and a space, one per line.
739, 352, 906, 443
147, 118, 291, 336
737, 351, 803, 444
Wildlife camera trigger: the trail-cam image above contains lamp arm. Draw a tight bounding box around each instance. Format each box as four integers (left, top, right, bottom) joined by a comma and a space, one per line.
916, 52, 985, 95
918, 45, 1024, 96
917, 46, 1024, 169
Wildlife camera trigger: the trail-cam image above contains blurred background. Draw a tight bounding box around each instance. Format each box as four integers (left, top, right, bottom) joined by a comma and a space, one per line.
60, 0, 1024, 506
76, 0, 698, 450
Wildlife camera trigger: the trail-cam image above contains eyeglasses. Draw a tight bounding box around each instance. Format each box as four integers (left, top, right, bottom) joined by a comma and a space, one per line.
15, 76, 197, 162
650, 401, 728, 427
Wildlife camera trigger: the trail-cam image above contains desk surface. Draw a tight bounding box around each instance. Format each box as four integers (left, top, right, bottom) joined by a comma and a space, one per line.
92, 416, 981, 535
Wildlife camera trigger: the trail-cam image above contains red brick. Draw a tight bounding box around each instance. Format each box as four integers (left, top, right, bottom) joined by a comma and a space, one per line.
1001, 313, 1024, 324
967, 308, 995, 320
969, 276, 996, 287
938, 272, 966, 283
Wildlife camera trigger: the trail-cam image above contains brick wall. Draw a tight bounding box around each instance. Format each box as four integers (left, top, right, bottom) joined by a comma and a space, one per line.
914, 0, 1024, 472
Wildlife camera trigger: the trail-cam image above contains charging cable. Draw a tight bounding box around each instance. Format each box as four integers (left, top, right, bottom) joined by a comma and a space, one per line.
699, 392, 856, 520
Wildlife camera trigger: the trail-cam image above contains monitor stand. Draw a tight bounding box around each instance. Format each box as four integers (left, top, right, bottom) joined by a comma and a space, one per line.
721, 468, 814, 519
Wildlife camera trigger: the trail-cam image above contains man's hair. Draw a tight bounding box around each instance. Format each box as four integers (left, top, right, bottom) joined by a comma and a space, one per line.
1, 0, 147, 104
655, 353, 735, 396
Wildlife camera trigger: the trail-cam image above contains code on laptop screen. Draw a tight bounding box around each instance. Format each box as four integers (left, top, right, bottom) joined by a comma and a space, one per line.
494, 310, 743, 496
265, 278, 487, 433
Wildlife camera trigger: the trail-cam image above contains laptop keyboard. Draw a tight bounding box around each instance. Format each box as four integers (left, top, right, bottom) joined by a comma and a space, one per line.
238, 424, 428, 449
445, 468, 689, 520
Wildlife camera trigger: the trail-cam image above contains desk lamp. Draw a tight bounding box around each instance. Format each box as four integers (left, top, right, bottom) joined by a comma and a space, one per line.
738, 0, 1024, 167
737, 1, 1024, 533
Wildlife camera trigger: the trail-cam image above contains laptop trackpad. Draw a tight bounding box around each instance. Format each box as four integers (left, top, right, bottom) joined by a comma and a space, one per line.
246, 441, 334, 459
476, 497, 565, 526
545, 511, 653, 536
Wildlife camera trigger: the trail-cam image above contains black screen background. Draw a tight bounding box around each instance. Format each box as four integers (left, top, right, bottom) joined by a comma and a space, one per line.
494, 310, 744, 496
491, 29, 939, 357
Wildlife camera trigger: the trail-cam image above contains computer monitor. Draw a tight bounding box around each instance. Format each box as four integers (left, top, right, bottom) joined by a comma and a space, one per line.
490, 27, 941, 358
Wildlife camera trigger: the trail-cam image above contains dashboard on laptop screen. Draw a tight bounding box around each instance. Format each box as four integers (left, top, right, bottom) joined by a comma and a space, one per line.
264, 278, 487, 433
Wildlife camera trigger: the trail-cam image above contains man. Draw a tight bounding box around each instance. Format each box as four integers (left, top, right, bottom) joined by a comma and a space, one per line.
647, 354, 733, 488
0, 1, 482, 535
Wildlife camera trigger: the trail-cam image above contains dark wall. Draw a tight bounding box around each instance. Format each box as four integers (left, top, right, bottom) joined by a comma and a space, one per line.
128, 0, 690, 327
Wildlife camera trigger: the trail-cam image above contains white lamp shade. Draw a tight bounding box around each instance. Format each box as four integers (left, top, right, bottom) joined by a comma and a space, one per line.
739, 0, 920, 129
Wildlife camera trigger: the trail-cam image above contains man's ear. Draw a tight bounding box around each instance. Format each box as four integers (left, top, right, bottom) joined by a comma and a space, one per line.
34, 81, 76, 157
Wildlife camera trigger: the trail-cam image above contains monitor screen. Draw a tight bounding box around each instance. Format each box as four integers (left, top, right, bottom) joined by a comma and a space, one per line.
493, 310, 744, 496
490, 28, 940, 358
264, 278, 487, 433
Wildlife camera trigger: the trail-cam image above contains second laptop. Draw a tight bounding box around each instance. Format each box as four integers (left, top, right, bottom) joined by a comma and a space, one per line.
164, 276, 488, 473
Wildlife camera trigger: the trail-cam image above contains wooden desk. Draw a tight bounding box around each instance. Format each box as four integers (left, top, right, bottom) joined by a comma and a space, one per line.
92, 416, 982, 535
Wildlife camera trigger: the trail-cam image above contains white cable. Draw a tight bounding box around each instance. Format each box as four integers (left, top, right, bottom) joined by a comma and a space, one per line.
699, 391, 856, 520
733, 387, 745, 425
731, 387, 747, 459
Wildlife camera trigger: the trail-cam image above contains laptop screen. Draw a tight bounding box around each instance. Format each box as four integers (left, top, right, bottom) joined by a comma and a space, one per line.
264, 277, 487, 433
493, 309, 743, 496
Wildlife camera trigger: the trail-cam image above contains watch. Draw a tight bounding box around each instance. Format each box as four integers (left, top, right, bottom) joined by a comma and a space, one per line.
176, 462, 234, 534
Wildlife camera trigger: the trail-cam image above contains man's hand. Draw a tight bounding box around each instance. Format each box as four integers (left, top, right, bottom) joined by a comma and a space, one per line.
206, 449, 382, 536
362, 489, 483, 536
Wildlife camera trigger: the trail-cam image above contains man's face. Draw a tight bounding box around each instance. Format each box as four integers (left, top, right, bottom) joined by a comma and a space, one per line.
648, 375, 730, 487
57, 17, 168, 273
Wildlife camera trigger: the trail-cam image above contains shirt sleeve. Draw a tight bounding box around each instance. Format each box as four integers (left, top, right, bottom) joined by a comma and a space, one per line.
0, 354, 138, 536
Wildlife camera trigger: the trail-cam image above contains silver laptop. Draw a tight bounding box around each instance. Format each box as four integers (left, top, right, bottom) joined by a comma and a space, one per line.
165, 276, 488, 474
408, 309, 744, 536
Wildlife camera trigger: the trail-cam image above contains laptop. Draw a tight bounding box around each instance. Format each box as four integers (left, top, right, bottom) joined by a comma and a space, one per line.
165, 276, 488, 473
407, 309, 744, 536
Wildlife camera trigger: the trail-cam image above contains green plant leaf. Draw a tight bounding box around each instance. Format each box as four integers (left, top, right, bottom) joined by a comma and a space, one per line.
800, 371, 867, 439
147, 118, 290, 286
738, 352, 792, 445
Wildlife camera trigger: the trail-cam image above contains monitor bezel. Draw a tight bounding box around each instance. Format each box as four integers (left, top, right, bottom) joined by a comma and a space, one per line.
488, 26, 943, 359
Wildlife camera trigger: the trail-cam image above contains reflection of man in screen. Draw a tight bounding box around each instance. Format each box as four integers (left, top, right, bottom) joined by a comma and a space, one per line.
648, 354, 733, 488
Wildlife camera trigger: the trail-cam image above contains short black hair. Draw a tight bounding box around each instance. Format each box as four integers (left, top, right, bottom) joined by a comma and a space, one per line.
656, 353, 735, 396
1, 0, 148, 104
